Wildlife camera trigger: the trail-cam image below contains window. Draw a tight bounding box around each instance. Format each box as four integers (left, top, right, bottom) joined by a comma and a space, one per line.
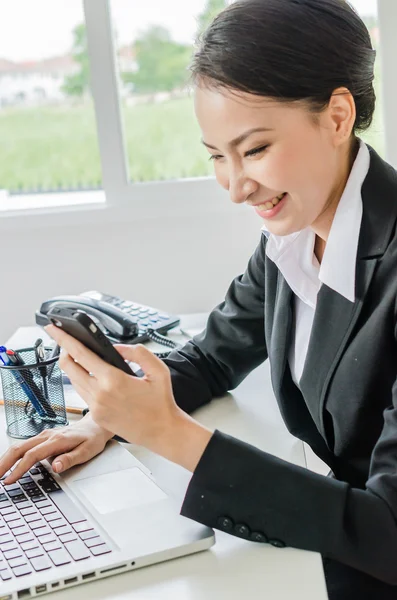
349, 0, 385, 157
110, 0, 228, 183
0, 1, 102, 200
0, 0, 394, 219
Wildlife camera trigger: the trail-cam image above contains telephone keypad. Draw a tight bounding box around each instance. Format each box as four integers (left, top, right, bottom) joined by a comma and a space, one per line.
83, 291, 180, 344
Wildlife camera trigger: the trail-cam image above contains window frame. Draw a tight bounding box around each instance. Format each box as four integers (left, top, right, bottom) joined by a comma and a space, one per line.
378, 0, 397, 168
85, 0, 228, 212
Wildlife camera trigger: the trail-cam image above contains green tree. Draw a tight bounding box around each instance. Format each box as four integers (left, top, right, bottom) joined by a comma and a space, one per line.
197, 0, 227, 35
63, 23, 90, 97
122, 26, 192, 94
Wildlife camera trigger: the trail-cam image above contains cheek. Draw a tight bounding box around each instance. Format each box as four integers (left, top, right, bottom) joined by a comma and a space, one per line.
252, 150, 300, 192
260, 144, 323, 199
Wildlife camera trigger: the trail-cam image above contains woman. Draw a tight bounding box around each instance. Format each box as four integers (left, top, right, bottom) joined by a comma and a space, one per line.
1, 0, 397, 597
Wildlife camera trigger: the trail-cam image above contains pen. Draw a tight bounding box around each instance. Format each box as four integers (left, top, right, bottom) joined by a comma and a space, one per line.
46, 344, 60, 379
34, 338, 49, 403
0, 346, 47, 418
7, 349, 57, 419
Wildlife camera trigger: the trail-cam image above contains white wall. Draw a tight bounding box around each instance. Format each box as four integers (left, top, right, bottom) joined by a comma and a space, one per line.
0, 206, 261, 342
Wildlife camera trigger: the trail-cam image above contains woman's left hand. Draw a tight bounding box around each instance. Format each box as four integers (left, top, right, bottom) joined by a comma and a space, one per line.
44, 324, 187, 455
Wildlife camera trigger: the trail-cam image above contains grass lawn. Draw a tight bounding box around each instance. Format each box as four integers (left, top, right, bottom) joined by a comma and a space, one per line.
0, 96, 212, 192
0, 88, 385, 193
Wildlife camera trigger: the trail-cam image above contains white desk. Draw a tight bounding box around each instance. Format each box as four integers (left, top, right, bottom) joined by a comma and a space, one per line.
1, 315, 328, 600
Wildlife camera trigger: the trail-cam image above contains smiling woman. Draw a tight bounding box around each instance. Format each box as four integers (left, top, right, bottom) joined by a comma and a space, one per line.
190, 0, 377, 256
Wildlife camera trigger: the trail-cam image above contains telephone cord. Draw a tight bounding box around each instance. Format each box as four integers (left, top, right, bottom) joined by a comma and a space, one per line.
146, 328, 183, 359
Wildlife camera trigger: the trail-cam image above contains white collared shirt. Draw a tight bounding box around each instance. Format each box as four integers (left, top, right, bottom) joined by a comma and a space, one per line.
262, 139, 370, 385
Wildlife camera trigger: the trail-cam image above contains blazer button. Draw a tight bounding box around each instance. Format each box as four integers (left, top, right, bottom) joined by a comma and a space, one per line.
250, 531, 268, 543
234, 523, 251, 538
269, 538, 286, 548
217, 516, 234, 531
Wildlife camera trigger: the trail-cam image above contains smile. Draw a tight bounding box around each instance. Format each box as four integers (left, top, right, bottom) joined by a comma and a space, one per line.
255, 192, 287, 212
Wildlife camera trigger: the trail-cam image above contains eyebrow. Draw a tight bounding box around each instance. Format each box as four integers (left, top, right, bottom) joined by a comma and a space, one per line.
201, 127, 274, 151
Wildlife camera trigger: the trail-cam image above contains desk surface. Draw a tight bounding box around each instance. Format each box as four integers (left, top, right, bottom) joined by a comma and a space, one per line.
1, 316, 328, 600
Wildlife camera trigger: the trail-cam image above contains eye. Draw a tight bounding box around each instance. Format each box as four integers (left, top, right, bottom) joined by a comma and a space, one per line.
209, 145, 269, 162
245, 145, 269, 157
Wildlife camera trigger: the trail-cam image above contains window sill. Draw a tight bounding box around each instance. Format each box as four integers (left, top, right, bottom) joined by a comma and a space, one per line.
0, 179, 244, 231
0, 190, 106, 213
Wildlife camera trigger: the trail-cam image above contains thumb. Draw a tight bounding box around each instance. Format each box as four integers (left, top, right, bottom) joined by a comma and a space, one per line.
52, 446, 91, 473
115, 343, 168, 380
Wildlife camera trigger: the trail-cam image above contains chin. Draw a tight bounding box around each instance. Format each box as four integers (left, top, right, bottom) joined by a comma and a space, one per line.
264, 222, 302, 237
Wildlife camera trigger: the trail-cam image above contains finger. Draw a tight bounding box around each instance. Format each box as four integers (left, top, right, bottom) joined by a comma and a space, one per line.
114, 344, 169, 380
60, 351, 97, 397
45, 324, 112, 379
0, 432, 51, 481
50, 443, 94, 474
3, 436, 75, 484
69, 380, 94, 412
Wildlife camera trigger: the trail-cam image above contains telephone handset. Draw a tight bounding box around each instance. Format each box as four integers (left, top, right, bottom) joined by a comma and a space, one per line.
38, 295, 137, 341
35, 291, 181, 355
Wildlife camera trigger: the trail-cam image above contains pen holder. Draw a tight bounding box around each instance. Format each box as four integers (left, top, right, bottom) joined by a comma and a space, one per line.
0, 347, 68, 439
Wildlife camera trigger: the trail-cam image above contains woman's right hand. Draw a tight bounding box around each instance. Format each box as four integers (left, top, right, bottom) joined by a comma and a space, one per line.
0, 414, 114, 485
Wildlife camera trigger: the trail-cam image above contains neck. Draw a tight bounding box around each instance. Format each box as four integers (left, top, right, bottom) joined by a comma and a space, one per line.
313, 137, 359, 264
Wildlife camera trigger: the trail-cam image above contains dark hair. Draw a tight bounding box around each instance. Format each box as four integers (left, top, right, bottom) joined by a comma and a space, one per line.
190, 0, 377, 135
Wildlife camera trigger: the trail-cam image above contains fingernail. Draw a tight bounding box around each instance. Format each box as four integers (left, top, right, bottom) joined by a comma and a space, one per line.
53, 461, 62, 472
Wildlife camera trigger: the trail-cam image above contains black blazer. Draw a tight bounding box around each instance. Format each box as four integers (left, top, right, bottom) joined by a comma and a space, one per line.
164, 144, 397, 590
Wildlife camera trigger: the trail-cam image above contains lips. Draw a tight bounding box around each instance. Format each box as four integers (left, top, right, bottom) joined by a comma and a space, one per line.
252, 192, 287, 212
254, 192, 288, 219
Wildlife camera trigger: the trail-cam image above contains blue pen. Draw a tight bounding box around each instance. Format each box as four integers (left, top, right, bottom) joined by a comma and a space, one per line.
0, 346, 47, 418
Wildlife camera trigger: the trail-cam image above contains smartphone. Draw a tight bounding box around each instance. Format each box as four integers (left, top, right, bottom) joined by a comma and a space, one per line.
46, 306, 136, 376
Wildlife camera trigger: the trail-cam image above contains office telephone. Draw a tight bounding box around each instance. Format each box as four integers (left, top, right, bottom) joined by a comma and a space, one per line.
35, 290, 181, 357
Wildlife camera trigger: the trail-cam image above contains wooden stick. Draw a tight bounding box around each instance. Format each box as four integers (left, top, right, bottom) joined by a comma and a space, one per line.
0, 399, 83, 415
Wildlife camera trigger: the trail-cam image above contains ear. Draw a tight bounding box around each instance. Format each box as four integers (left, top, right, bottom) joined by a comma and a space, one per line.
327, 86, 356, 147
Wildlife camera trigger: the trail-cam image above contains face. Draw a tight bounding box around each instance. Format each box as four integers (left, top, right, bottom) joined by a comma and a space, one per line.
194, 85, 356, 238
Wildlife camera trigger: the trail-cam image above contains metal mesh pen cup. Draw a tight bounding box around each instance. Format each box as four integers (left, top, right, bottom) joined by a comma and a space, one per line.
0, 347, 68, 439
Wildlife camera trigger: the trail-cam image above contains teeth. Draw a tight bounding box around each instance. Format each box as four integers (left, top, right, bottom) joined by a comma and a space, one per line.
256, 202, 274, 211
256, 193, 286, 212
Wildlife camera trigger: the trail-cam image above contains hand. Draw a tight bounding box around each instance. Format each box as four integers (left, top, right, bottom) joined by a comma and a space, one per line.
44, 325, 213, 471
45, 325, 186, 454
0, 413, 113, 485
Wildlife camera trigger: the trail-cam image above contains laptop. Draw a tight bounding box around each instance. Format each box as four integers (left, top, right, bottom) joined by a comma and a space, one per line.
0, 440, 215, 599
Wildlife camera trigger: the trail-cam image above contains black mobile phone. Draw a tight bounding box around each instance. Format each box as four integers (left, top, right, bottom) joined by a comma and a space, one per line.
46, 306, 135, 376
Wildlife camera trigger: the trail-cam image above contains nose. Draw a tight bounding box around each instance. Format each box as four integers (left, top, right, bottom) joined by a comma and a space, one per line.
228, 172, 259, 205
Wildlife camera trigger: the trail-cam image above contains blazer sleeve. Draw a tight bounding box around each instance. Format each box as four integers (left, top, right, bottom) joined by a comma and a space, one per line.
180, 398, 397, 586
84, 234, 268, 441
162, 234, 268, 415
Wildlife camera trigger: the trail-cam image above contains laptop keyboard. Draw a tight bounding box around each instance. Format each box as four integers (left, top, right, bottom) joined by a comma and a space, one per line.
0, 462, 111, 580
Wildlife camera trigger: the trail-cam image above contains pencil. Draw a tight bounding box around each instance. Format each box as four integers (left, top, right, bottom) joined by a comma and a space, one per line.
0, 398, 84, 415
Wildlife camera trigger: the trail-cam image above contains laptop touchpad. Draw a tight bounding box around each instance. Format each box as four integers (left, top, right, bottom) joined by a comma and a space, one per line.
74, 467, 168, 515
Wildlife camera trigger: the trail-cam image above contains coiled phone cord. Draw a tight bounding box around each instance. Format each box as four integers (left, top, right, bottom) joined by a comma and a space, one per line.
146, 328, 183, 359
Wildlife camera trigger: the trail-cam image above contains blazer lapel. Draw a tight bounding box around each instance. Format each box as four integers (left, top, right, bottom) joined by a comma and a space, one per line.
298, 257, 378, 437
269, 274, 293, 393
298, 144, 397, 439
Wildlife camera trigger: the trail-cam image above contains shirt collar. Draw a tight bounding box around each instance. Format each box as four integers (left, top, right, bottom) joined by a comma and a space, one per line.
262, 138, 371, 303
319, 139, 370, 301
